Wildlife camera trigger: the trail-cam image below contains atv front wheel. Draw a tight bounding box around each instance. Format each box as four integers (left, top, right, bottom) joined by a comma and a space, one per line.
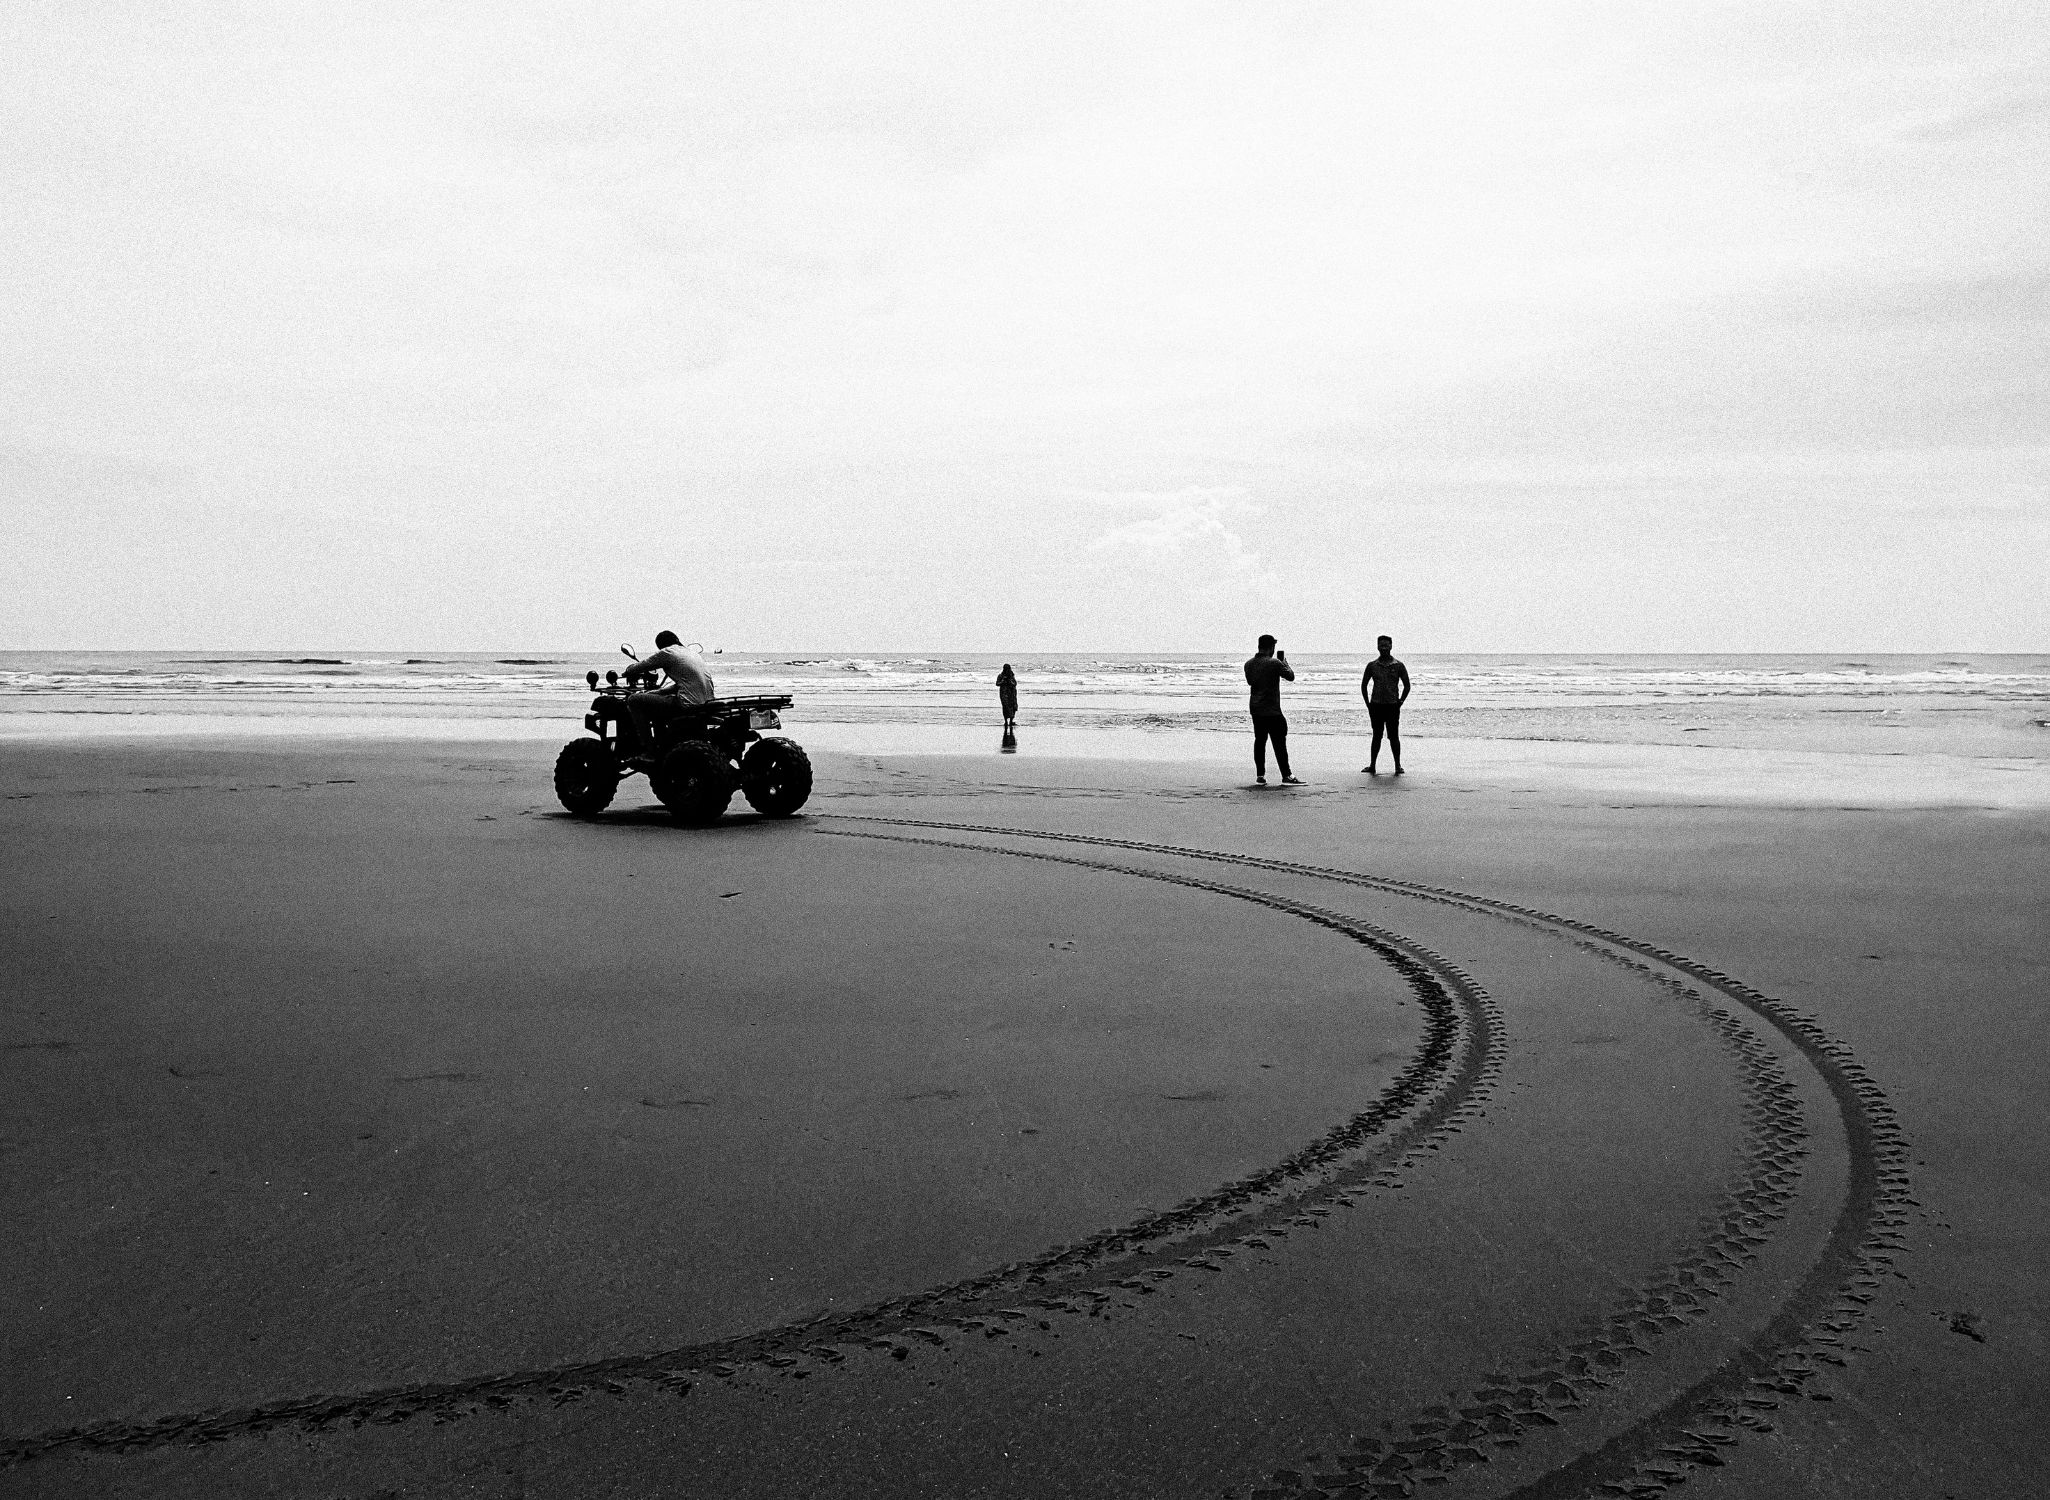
653, 739, 734, 825
554, 738, 619, 816
741, 737, 813, 817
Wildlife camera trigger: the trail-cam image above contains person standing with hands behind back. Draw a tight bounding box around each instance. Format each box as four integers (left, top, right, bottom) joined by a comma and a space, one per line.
1361, 634, 1410, 775
1244, 634, 1301, 786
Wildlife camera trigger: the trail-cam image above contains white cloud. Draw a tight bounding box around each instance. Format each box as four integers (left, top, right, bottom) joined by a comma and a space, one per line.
1087, 486, 1275, 588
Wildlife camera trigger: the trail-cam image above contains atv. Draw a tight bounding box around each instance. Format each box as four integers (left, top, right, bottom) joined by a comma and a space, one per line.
552, 647, 813, 824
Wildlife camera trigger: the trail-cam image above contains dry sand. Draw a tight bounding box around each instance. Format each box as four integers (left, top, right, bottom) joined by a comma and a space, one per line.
1, 736, 2042, 1499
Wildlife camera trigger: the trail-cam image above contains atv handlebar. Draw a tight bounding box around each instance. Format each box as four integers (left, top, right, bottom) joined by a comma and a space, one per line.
578, 671, 792, 713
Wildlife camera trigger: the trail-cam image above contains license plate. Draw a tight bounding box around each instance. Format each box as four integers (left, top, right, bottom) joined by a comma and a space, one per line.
749, 709, 781, 730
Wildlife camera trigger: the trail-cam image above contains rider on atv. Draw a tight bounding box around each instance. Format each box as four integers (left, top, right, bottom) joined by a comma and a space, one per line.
553, 634, 812, 824
620, 630, 715, 750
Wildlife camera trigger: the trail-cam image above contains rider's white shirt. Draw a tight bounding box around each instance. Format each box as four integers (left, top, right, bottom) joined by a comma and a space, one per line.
638, 645, 716, 704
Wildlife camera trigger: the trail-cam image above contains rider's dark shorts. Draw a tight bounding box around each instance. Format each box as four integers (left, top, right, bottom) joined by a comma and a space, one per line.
630, 689, 685, 722
1368, 702, 1401, 731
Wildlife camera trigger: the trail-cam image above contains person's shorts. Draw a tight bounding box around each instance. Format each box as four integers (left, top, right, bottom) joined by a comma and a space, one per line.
1368, 702, 1401, 731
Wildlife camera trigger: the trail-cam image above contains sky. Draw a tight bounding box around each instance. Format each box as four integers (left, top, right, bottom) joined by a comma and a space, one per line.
4, 1, 2046, 652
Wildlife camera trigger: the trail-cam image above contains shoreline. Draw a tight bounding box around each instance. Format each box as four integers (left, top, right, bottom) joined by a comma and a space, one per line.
4, 718, 2045, 811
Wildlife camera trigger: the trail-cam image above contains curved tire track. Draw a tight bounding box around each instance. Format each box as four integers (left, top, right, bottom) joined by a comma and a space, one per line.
4, 813, 1908, 1500
1, 838, 1498, 1466
825, 814, 1911, 1500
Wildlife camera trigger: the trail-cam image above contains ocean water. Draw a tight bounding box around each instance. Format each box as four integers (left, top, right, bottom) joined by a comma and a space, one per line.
5, 649, 2046, 805
4, 649, 2046, 755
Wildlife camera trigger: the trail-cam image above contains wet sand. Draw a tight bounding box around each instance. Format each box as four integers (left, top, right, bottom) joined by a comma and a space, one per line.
1, 737, 2042, 1498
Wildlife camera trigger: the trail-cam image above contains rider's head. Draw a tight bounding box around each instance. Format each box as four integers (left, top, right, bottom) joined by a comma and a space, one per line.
654, 630, 680, 650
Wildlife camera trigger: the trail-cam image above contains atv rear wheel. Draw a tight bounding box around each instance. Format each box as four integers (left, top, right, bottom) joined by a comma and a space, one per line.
554, 738, 619, 816
653, 739, 734, 825
741, 737, 812, 817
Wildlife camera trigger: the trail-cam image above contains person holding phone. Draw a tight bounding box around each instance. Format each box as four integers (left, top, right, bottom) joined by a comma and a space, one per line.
1243, 634, 1300, 785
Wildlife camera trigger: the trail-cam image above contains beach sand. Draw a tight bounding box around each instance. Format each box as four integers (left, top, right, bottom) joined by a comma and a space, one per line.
1, 736, 2042, 1498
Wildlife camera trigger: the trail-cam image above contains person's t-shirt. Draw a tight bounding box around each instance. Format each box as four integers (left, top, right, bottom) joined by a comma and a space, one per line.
1244, 654, 1294, 716
644, 645, 716, 704
1362, 658, 1407, 703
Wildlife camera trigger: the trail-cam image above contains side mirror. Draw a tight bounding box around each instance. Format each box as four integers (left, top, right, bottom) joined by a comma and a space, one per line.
619, 643, 638, 660
586, 670, 599, 688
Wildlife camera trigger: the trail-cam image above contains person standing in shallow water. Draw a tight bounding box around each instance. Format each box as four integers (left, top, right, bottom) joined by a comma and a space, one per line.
1243, 635, 1301, 786
1361, 635, 1410, 775
996, 663, 1018, 730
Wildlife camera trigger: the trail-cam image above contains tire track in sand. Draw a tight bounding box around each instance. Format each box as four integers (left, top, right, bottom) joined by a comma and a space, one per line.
3, 814, 1907, 1500
824, 814, 1910, 1500
1, 841, 1495, 1465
